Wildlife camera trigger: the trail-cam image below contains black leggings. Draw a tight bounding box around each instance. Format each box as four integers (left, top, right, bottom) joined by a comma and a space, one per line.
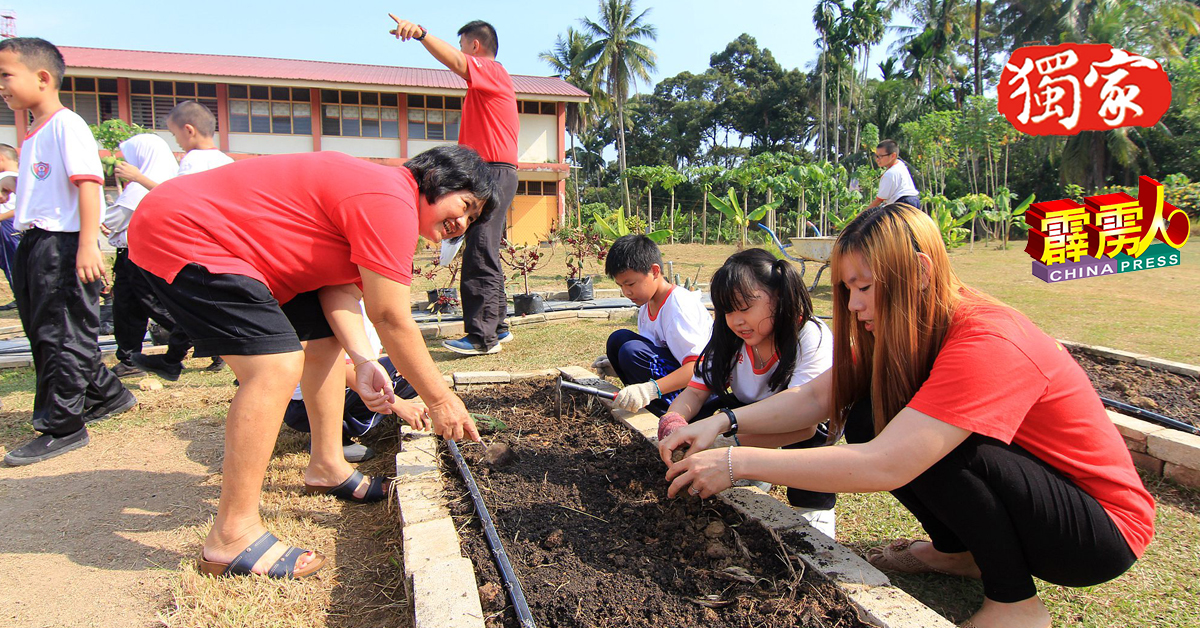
843, 399, 1137, 602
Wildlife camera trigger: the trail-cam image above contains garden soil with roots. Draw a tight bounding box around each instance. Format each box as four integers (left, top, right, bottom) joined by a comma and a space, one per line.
1069, 349, 1200, 428
448, 380, 867, 628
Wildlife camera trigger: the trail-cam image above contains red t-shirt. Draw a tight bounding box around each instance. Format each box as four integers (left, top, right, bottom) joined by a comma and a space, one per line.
907, 300, 1155, 557
128, 152, 417, 304
458, 56, 519, 164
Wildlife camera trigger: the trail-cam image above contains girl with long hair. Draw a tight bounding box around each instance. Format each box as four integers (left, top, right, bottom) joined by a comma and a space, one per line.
659, 248, 835, 535
659, 204, 1154, 628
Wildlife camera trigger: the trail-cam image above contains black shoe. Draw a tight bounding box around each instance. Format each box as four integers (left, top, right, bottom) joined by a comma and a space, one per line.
110, 361, 145, 378
84, 389, 138, 424
131, 353, 182, 382
204, 357, 226, 372
4, 429, 90, 466
0, 300, 17, 311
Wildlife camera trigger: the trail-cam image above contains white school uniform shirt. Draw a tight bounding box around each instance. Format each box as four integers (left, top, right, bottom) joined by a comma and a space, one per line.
292, 301, 383, 401
177, 148, 233, 175
637, 285, 713, 366
689, 318, 834, 405
14, 108, 105, 233
876, 160, 920, 205
104, 134, 178, 248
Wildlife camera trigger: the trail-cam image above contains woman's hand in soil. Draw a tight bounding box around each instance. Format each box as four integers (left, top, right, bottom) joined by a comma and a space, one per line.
665, 447, 731, 499
426, 394, 481, 442
353, 359, 396, 414
658, 415, 723, 466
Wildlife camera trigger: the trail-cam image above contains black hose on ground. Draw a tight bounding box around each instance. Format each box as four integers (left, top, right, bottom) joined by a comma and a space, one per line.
1101, 396, 1199, 436
445, 438, 536, 628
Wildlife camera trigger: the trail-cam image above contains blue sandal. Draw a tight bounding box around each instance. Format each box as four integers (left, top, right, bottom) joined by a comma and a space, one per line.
304, 469, 390, 503
197, 531, 324, 579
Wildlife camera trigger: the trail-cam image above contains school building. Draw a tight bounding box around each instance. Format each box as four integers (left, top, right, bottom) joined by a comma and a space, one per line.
0, 46, 589, 245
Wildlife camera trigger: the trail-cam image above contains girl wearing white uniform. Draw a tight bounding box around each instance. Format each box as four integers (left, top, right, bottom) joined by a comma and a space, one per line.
660, 248, 836, 536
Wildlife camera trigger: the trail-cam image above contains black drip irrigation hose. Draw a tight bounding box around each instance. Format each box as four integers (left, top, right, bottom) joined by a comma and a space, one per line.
445, 438, 537, 628
1101, 396, 1199, 436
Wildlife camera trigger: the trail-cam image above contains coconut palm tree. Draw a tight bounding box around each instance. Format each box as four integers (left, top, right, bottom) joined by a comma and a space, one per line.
579, 0, 658, 212
541, 27, 605, 225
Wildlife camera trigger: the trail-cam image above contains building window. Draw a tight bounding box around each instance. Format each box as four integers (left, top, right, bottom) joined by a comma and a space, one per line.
228, 85, 311, 135
60, 76, 121, 125
323, 90, 400, 138
130, 80, 218, 130
406, 94, 461, 141
518, 100, 557, 115
517, 181, 557, 196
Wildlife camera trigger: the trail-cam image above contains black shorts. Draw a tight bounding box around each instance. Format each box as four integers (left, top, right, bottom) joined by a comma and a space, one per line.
140, 263, 333, 357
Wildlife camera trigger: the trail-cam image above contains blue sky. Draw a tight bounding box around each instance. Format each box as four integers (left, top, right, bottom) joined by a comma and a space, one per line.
11, 0, 908, 87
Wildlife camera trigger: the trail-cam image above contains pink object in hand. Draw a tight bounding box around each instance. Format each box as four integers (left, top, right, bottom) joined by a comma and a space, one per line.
658, 413, 688, 442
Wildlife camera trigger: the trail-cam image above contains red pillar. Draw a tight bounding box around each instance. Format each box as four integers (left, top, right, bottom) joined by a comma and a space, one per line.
215, 84, 230, 152
398, 94, 408, 159
310, 88, 322, 152
117, 78, 131, 123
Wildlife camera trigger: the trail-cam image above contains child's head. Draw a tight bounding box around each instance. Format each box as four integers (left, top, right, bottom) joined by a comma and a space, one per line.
166, 101, 217, 150
0, 143, 18, 171
605, 234, 665, 307
701, 248, 815, 394
0, 38, 65, 112
829, 203, 963, 436
457, 21, 499, 58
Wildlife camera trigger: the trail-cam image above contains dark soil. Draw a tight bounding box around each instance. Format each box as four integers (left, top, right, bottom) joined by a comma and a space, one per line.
1069, 349, 1200, 428
447, 380, 867, 628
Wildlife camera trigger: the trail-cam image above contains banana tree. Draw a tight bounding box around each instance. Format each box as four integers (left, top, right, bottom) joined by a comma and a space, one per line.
927, 195, 977, 249
659, 166, 687, 244
595, 206, 669, 245
958, 193, 994, 251
983, 187, 1035, 250
691, 166, 723, 244
708, 187, 783, 249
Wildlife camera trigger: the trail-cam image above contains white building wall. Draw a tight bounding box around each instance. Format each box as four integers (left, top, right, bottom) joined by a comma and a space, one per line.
517, 115, 557, 164
228, 134, 314, 155
0, 127, 18, 148
321, 137, 401, 159
407, 139, 455, 157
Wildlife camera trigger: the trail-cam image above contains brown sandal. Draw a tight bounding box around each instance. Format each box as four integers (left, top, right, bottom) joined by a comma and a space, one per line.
864, 538, 950, 576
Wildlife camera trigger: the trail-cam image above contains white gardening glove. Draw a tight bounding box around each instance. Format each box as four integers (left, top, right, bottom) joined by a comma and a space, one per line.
613, 381, 660, 412
591, 355, 617, 378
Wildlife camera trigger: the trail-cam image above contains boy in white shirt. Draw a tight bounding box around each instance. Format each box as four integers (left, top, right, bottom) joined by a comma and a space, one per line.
0, 37, 137, 466
115, 101, 234, 379
867, 139, 921, 210
599, 235, 713, 416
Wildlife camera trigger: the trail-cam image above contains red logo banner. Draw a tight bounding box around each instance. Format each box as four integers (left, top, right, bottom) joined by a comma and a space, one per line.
998, 44, 1171, 136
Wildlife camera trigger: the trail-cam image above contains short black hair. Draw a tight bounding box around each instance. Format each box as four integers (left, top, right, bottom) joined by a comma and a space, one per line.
166, 101, 217, 137
0, 143, 17, 164
457, 20, 499, 56
404, 145, 498, 226
0, 37, 66, 89
877, 139, 899, 155
605, 234, 662, 277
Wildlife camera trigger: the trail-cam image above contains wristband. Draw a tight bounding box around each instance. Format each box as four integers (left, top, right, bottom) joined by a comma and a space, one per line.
720, 407, 738, 437
650, 379, 662, 398
727, 446, 735, 486
352, 358, 375, 368
415, 25, 428, 41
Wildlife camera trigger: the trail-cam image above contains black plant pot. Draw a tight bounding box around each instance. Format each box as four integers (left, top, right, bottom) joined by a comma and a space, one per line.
427, 288, 460, 315
513, 293, 545, 316
566, 276, 595, 301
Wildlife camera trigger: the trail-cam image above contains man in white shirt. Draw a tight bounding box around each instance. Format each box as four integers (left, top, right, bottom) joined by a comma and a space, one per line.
867, 139, 921, 211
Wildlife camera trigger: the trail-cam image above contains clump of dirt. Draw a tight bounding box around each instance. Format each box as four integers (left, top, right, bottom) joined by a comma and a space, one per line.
1069, 349, 1200, 428
447, 379, 865, 628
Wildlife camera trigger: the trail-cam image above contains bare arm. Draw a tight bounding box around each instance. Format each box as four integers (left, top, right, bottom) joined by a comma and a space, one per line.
389, 15, 469, 80
666, 407, 972, 498
866, 197, 884, 210
360, 268, 479, 441
76, 180, 105, 284
114, 162, 159, 190
317, 284, 376, 367
656, 360, 698, 397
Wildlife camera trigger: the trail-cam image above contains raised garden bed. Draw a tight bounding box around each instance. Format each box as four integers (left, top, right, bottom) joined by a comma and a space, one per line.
1069, 348, 1200, 428
446, 379, 868, 628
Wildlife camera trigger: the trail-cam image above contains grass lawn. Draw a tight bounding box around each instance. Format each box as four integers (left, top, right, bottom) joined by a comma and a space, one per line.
0, 239, 1197, 627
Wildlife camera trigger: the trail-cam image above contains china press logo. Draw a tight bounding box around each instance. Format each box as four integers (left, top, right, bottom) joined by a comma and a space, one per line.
999, 44, 1170, 135
1025, 177, 1190, 283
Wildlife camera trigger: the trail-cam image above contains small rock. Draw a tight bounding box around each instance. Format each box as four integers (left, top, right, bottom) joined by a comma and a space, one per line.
703, 608, 719, 621
138, 378, 163, 391
705, 541, 731, 559
478, 582, 503, 610
1111, 381, 1129, 393
542, 529, 565, 549
703, 521, 726, 538
1130, 396, 1159, 410
484, 442, 516, 466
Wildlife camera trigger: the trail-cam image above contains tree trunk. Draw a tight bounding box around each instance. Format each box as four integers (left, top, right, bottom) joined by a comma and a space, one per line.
834, 65, 842, 163
820, 45, 828, 162
615, 79, 631, 212
670, 189, 676, 244
766, 188, 774, 233
648, 188, 654, 233
703, 191, 709, 244
974, 0, 983, 97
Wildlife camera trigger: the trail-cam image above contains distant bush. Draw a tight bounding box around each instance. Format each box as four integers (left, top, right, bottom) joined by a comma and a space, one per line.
1092, 174, 1199, 219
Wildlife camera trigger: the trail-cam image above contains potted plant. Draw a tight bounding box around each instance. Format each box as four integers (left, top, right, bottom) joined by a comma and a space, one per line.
417, 258, 461, 315
563, 227, 606, 301
500, 239, 549, 316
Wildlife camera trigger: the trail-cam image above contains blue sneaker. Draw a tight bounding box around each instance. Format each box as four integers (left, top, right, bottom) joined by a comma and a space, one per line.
443, 336, 502, 355
497, 330, 514, 344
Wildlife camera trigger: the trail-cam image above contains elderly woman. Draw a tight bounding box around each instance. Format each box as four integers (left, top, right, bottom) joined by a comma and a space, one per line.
130, 145, 495, 579
659, 203, 1154, 628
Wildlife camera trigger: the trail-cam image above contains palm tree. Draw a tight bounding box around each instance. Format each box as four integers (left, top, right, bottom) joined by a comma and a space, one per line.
579, 0, 658, 212
813, 0, 841, 162
541, 27, 602, 225
847, 0, 888, 155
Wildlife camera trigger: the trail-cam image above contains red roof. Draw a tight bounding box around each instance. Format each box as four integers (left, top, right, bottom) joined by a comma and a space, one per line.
60, 46, 590, 100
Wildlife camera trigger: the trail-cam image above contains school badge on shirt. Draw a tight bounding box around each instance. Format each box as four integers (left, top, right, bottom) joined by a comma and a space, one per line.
32, 162, 51, 180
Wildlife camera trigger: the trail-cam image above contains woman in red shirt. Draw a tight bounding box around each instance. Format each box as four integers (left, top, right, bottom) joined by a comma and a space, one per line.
659, 203, 1154, 628
130, 145, 495, 579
